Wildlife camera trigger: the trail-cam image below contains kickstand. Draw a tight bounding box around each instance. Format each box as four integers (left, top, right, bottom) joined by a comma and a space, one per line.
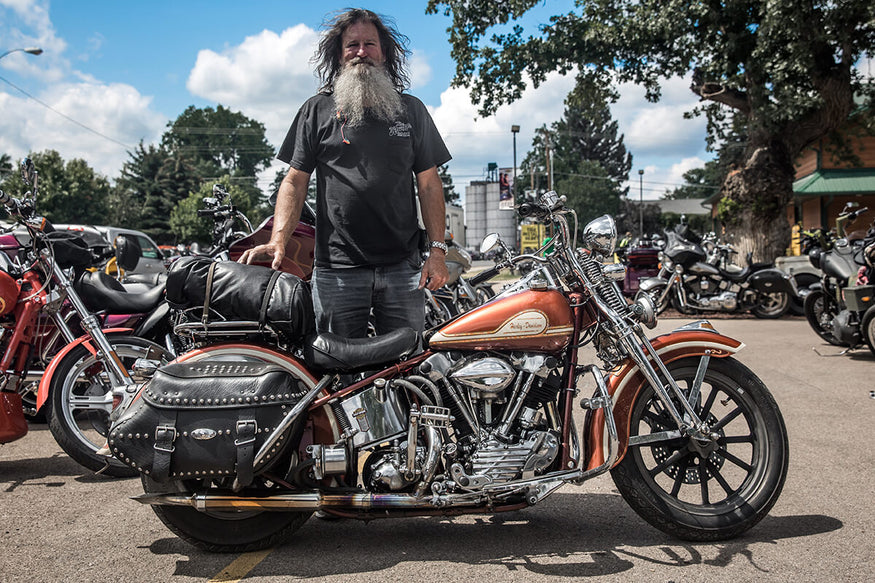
94, 461, 111, 475
811, 346, 851, 357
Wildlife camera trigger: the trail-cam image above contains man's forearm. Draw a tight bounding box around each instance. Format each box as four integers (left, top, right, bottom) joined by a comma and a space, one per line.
271, 167, 310, 246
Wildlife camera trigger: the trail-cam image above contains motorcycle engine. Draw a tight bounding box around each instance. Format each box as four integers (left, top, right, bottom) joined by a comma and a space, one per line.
347, 352, 564, 494
687, 275, 738, 310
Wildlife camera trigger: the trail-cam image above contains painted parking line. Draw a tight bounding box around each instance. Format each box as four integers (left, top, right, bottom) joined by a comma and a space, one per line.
208, 548, 274, 583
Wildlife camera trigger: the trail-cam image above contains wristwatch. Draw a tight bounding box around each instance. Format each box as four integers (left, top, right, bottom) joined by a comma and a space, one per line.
429, 240, 448, 254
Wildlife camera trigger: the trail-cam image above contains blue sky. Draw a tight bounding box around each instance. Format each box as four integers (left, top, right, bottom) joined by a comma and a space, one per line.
1, 0, 715, 206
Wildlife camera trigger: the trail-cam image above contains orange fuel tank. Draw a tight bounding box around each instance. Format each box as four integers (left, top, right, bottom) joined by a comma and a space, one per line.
428, 289, 576, 353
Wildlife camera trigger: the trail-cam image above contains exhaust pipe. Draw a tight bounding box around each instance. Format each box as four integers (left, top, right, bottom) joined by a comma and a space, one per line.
132, 491, 476, 512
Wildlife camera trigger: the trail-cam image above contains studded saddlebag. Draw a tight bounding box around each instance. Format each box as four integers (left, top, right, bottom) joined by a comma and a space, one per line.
110, 361, 309, 485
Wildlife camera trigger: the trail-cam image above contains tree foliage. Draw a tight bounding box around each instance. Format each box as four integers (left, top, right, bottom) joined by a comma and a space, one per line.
0, 150, 110, 225
426, 0, 875, 259
438, 164, 460, 205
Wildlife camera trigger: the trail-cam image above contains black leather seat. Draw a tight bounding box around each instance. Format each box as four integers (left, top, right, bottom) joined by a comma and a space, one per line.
302, 328, 420, 373
76, 270, 165, 314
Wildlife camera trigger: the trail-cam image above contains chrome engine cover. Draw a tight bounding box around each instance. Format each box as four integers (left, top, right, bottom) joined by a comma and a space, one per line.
450, 356, 516, 398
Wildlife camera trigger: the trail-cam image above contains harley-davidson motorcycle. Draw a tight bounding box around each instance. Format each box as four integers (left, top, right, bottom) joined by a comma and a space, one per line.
639, 227, 798, 318
110, 192, 789, 552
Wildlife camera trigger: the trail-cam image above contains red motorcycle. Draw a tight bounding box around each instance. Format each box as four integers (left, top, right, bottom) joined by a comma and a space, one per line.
111, 191, 788, 552
0, 159, 169, 476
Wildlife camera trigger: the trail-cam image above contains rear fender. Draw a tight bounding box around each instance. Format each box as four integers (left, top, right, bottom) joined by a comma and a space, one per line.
36, 328, 134, 412
169, 343, 340, 445
584, 321, 744, 471
637, 276, 669, 293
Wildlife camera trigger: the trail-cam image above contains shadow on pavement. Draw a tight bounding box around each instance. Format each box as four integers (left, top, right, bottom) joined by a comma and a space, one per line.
147, 492, 842, 579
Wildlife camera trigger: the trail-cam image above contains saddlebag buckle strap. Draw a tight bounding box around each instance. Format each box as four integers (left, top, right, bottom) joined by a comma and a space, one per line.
201, 261, 218, 325
235, 417, 258, 487
151, 421, 177, 481
258, 270, 282, 331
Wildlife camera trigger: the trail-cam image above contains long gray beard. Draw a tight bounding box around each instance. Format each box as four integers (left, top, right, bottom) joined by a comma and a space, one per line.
333, 61, 403, 126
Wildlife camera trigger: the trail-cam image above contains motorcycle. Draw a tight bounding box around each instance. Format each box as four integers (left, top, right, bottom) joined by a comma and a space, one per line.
802, 203, 871, 347
0, 159, 170, 476
615, 236, 661, 297
432, 234, 495, 318
110, 190, 788, 552
639, 227, 797, 318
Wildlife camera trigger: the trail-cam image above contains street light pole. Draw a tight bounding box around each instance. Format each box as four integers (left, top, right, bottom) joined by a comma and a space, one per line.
638, 169, 644, 237
0, 47, 44, 61
511, 125, 520, 200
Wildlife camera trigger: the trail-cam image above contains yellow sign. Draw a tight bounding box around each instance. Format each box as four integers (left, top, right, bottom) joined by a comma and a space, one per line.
520, 224, 545, 252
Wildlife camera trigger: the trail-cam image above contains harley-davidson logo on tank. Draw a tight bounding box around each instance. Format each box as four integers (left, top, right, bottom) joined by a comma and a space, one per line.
428, 289, 575, 352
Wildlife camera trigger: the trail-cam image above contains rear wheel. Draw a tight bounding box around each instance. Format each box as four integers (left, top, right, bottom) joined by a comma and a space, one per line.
611, 357, 788, 540
803, 289, 845, 346
143, 475, 311, 553
752, 291, 790, 319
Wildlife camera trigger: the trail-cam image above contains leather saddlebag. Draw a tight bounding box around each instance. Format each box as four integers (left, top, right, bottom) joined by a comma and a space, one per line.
166, 256, 315, 343
110, 361, 309, 485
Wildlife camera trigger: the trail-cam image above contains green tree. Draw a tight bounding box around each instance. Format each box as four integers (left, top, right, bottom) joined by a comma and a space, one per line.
0, 150, 110, 224
556, 161, 623, 224
438, 164, 460, 205
426, 0, 875, 260
665, 164, 723, 200
0, 154, 13, 181
110, 141, 166, 228
169, 176, 255, 246
161, 105, 275, 180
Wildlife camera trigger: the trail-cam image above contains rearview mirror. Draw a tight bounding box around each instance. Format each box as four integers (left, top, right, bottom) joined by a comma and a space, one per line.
480, 233, 501, 254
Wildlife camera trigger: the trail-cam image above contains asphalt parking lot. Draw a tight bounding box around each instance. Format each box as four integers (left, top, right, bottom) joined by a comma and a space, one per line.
1, 316, 872, 583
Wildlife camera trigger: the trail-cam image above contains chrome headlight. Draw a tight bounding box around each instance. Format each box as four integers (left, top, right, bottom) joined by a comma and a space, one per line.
582, 215, 617, 256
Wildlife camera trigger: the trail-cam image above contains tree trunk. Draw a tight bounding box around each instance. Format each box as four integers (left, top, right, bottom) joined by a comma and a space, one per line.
720, 143, 794, 263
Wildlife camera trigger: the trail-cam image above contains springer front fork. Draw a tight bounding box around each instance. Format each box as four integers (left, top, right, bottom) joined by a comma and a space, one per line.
620, 323, 717, 443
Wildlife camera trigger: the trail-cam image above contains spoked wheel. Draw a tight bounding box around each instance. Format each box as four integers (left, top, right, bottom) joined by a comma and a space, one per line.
48, 336, 170, 477
611, 357, 788, 541
803, 289, 845, 346
752, 291, 790, 319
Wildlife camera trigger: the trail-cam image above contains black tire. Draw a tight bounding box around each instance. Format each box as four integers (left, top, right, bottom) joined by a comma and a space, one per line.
425, 293, 454, 328
642, 284, 671, 315
789, 273, 819, 316
803, 289, 846, 346
48, 336, 170, 477
862, 306, 875, 357
610, 357, 789, 541
751, 290, 790, 319
142, 475, 311, 553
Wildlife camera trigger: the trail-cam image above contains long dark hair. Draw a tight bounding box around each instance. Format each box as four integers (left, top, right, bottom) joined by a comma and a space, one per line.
312, 9, 411, 92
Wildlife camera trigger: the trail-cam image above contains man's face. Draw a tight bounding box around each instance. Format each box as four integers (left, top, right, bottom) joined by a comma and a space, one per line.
340, 21, 384, 67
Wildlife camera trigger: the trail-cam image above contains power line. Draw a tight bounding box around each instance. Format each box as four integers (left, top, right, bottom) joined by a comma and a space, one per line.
0, 74, 133, 150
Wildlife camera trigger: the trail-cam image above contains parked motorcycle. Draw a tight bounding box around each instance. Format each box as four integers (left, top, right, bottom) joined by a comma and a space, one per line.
432, 235, 495, 318
802, 203, 871, 346
0, 159, 170, 476
616, 237, 661, 297
110, 190, 788, 552
639, 227, 797, 318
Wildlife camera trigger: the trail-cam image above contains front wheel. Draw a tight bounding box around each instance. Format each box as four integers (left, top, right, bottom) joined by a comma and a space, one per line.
862, 306, 875, 357
803, 289, 845, 346
48, 336, 170, 477
610, 357, 789, 541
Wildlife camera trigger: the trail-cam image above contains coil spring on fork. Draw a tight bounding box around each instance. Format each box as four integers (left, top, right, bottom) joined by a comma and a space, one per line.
580, 254, 630, 316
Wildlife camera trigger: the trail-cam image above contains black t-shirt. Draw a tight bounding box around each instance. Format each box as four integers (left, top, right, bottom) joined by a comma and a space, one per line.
277, 93, 451, 268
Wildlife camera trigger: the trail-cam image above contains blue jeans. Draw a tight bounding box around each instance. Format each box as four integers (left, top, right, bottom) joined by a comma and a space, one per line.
311, 255, 425, 338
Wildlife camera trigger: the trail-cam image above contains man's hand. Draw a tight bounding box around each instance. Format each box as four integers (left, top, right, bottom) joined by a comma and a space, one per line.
238, 241, 285, 271
418, 252, 448, 290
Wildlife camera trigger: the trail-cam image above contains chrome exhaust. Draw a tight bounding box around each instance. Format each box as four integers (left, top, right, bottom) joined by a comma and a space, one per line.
132, 491, 477, 512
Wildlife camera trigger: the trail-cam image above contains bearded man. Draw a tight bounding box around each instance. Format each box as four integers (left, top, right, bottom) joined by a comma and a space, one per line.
241, 9, 451, 338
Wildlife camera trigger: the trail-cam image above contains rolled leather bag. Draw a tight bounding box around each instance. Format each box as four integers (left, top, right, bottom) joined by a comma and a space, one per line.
166, 256, 315, 343
109, 361, 309, 486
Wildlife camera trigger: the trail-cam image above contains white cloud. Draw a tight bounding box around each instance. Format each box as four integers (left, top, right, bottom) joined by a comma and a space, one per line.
0, 83, 166, 180
186, 25, 321, 149
408, 50, 432, 89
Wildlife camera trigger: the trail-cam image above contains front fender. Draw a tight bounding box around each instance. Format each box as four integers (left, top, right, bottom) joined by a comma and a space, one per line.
638, 276, 669, 293
36, 328, 134, 412
584, 321, 744, 471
